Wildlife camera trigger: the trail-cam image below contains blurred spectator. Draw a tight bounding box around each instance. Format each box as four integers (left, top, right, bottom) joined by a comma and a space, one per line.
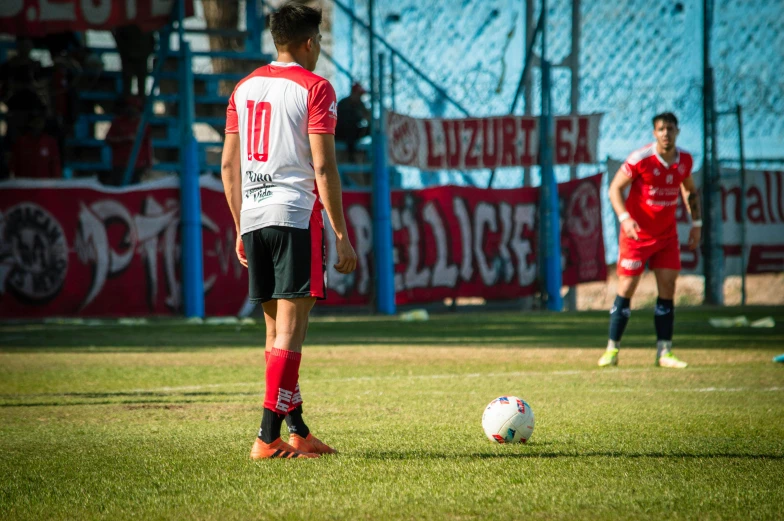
10, 109, 61, 179
0, 37, 44, 102
113, 25, 156, 98
104, 96, 152, 186
335, 82, 370, 162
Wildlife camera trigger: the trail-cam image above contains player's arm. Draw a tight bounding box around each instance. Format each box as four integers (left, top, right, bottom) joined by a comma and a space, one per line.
220, 132, 247, 267
681, 175, 702, 251
309, 133, 357, 275
608, 167, 640, 240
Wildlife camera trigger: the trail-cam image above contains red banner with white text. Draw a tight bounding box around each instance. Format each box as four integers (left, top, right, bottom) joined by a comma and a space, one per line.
0, 174, 606, 317
0, 176, 247, 318
386, 112, 603, 170
321, 174, 606, 306
0, 0, 192, 36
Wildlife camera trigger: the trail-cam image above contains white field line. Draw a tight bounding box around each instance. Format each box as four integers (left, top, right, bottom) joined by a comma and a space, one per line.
127, 368, 784, 395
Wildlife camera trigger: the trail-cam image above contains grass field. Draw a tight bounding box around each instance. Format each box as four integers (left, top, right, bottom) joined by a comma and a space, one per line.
1, 307, 783, 520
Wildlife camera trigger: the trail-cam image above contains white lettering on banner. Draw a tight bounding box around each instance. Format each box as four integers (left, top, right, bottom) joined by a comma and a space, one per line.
39, 0, 77, 21
473, 202, 499, 286
81, 0, 111, 24
498, 203, 514, 283
74, 195, 235, 311
389, 113, 601, 170
423, 202, 458, 288
511, 204, 537, 286
347, 204, 372, 294
402, 202, 431, 289
453, 198, 474, 282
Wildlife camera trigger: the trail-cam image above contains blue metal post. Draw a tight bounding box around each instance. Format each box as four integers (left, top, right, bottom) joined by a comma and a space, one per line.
246, 0, 261, 53
539, 58, 563, 312
180, 41, 205, 318
372, 53, 396, 315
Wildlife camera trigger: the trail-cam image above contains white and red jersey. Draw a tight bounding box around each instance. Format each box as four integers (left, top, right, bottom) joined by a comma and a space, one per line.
622, 143, 693, 240
226, 61, 337, 234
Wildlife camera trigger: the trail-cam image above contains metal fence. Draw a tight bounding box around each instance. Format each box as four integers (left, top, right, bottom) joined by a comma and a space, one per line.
327, 0, 784, 188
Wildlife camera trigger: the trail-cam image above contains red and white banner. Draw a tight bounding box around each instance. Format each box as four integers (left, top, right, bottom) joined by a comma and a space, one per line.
0, 176, 247, 318
0, 174, 606, 317
322, 174, 606, 306
0, 0, 192, 36
677, 169, 784, 275
386, 112, 603, 170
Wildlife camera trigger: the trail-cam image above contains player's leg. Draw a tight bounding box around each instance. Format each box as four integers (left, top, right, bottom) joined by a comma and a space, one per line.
652, 268, 687, 368
599, 236, 647, 367
650, 234, 688, 368
246, 227, 317, 459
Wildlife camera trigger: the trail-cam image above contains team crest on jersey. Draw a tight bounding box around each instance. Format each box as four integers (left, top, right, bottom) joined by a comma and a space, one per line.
653, 168, 660, 176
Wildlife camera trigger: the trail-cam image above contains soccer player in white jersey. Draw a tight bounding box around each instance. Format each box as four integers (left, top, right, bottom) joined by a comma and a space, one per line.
598, 112, 702, 369
221, 3, 357, 459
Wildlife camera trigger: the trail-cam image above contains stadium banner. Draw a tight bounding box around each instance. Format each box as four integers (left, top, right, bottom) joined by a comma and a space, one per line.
322, 173, 606, 306
0, 0, 193, 36
386, 112, 603, 170
607, 160, 784, 275
0, 175, 247, 318
0, 174, 605, 317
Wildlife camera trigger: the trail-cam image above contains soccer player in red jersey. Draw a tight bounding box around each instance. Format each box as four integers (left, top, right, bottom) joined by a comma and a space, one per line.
598, 112, 701, 369
221, 3, 357, 459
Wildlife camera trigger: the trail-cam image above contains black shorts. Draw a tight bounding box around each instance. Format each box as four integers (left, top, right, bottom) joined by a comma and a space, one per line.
242, 210, 326, 303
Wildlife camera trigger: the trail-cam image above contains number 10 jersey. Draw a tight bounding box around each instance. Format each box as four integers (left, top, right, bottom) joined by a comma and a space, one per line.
225, 61, 338, 235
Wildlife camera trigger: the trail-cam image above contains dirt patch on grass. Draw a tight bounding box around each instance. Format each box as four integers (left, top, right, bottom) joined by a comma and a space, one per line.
578, 272, 784, 310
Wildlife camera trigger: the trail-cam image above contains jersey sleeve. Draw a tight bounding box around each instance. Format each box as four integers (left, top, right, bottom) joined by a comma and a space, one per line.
307, 80, 337, 134
225, 91, 239, 134
621, 154, 639, 179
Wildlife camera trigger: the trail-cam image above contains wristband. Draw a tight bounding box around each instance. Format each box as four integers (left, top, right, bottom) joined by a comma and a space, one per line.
691, 220, 703, 228
618, 212, 630, 223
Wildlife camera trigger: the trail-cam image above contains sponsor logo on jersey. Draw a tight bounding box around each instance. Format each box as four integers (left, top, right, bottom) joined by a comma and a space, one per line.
653, 168, 661, 176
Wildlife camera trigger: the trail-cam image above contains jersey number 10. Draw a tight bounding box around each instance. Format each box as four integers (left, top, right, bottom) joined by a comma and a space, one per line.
246, 100, 271, 162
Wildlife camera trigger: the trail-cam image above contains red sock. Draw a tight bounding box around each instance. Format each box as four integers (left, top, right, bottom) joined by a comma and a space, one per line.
264, 348, 302, 414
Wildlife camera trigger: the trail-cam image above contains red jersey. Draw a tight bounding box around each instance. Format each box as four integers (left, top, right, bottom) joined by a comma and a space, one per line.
11, 133, 61, 179
622, 144, 693, 239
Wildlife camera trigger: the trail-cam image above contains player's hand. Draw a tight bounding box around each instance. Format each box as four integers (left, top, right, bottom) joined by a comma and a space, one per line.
687, 226, 701, 251
334, 236, 357, 274
236, 234, 248, 268
621, 219, 640, 241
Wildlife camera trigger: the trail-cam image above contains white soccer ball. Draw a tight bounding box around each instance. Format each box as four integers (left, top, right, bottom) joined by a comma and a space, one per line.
482, 396, 535, 444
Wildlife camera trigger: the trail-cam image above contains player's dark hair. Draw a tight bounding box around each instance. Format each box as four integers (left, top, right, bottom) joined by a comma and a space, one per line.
652, 112, 678, 128
270, 2, 322, 48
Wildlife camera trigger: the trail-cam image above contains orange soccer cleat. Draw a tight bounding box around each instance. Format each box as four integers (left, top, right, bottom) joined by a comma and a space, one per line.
250, 437, 319, 459
289, 433, 338, 455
